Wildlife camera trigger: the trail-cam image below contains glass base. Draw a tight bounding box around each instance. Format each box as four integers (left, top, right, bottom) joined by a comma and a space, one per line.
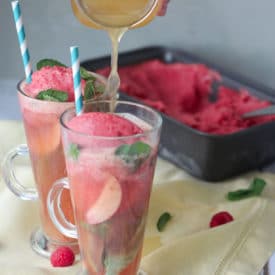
30, 227, 79, 258
77, 269, 147, 275
138, 270, 147, 275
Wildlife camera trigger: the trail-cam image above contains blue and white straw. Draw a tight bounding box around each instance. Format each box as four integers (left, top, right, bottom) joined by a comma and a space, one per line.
70, 46, 83, 116
11, 1, 32, 83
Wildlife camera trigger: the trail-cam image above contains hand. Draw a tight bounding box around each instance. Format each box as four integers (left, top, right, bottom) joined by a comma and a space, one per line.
157, 0, 170, 16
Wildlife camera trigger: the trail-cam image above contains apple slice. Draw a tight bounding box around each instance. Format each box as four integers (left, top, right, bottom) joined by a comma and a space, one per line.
86, 175, 122, 225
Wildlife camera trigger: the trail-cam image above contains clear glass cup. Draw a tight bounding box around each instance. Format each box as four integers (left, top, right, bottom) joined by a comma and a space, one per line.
47, 100, 162, 274
1, 73, 106, 258
72, 0, 160, 29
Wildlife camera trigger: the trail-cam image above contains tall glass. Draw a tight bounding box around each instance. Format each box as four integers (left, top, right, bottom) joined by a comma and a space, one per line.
1, 73, 106, 257
47, 100, 162, 274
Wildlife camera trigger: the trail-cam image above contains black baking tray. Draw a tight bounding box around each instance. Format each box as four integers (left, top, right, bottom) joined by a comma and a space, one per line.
81, 46, 275, 182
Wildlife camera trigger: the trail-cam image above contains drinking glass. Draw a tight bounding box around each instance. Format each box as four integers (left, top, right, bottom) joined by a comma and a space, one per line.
1, 73, 106, 257
47, 100, 162, 274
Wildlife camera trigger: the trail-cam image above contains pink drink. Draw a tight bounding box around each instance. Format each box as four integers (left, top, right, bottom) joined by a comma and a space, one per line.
59, 101, 162, 274
68, 151, 155, 274
18, 85, 76, 245
17, 65, 106, 253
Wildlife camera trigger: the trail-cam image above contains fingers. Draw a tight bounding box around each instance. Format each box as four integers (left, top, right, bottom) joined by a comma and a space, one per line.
157, 0, 170, 16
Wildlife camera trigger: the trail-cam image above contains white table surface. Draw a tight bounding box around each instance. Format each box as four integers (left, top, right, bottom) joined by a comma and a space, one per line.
0, 78, 274, 275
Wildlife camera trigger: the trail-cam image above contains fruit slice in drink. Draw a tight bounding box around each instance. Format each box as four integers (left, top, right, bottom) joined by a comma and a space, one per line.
86, 175, 122, 225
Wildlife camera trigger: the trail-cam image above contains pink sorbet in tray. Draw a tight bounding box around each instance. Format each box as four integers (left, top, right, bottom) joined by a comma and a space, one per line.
97, 59, 275, 135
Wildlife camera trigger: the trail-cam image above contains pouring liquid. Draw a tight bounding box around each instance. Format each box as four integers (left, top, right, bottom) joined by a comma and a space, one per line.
105, 27, 127, 101
71, 0, 160, 101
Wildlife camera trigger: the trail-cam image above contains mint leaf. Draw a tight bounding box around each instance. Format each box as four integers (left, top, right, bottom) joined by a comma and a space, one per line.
252, 178, 266, 195
36, 89, 68, 102
227, 177, 266, 201
128, 141, 151, 156
96, 84, 105, 94
103, 249, 139, 275
102, 217, 144, 274
68, 144, 80, 160
227, 189, 252, 201
80, 66, 96, 81
115, 141, 151, 170
115, 144, 131, 156
157, 212, 172, 232
36, 59, 67, 70
84, 80, 96, 100
115, 141, 151, 158
104, 255, 128, 275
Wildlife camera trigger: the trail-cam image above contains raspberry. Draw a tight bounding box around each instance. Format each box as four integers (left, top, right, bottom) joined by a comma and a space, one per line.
50, 246, 75, 267
209, 211, 234, 228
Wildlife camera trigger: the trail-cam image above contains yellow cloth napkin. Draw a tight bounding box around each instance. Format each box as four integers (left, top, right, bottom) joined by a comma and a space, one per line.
1, 120, 275, 275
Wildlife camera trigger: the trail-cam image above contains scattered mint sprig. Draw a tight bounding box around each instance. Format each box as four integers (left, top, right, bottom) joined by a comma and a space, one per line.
157, 212, 172, 232
36, 58, 67, 70
36, 89, 68, 102
227, 177, 266, 201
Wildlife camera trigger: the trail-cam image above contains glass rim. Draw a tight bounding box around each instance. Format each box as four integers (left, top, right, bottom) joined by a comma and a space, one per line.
16, 71, 107, 104
60, 99, 163, 140
17, 80, 73, 107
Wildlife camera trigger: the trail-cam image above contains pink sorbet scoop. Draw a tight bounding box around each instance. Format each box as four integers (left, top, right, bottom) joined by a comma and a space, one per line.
67, 112, 143, 137
24, 66, 86, 101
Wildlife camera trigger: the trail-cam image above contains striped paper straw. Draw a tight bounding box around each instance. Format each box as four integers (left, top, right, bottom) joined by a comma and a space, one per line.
70, 46, 83, 116
11, 1, 32, 83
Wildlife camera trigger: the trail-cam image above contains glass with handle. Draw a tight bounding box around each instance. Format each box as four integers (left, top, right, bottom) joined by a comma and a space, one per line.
47, 100, 162, 274
1, 72, 106, 257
